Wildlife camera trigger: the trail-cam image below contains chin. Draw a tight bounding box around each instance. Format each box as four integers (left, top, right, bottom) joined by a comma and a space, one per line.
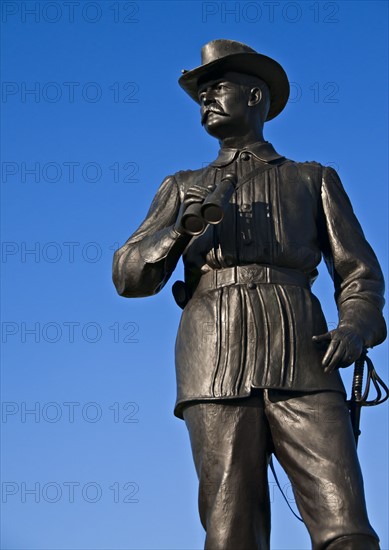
204, 120, 230, 139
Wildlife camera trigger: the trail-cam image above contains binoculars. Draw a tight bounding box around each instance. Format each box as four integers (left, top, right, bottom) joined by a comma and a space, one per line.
181, 173, 237, 236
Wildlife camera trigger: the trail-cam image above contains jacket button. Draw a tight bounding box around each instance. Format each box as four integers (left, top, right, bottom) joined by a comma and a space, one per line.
241, 152, 251, 161
248, 282, 257, 290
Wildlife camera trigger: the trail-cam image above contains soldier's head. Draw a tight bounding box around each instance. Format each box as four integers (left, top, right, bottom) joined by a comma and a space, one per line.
198, 71, 271, 140
179, 39, 289, 141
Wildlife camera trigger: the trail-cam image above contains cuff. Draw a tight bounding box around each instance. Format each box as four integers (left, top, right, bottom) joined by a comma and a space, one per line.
338, 298, 387, 347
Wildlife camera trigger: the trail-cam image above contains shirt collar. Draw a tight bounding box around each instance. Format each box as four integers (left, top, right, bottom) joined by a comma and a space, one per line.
210, 141, 285, 167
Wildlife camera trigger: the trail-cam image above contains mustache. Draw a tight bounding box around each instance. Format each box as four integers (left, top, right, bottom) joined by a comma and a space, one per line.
201, 108, 230, 125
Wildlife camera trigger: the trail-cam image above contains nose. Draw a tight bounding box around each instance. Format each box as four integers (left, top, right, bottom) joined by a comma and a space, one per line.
200, 88, 215, 106
202, 95, 213, 106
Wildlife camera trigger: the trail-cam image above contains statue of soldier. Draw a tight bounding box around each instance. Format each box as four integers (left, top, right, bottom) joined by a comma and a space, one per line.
112, 40, 386, 550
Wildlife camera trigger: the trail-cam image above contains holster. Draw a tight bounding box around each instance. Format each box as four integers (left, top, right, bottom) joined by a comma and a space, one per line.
172, 280, 191, 309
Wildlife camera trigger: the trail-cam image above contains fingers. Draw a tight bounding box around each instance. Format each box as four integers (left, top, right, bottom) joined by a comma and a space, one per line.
312, 332, 332, 354
184, 184, 213, 203
322, 338, 344, 373
313, 329, 363, 373
312, 332, 332, 343
186, 184, 210, 195
183, 196, 204, 207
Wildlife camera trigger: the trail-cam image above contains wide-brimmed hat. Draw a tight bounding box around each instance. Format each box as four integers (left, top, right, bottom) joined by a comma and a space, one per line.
178, 39, 289, 121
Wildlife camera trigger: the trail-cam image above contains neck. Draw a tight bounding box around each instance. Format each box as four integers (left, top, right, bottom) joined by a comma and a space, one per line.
219, 128, 265, 149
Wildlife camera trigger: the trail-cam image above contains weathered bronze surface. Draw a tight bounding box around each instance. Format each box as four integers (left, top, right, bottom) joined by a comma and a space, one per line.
113, 40, 386, 549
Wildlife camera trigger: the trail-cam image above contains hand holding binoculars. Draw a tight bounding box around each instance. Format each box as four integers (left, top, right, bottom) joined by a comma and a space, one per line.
178, 173, 237, 236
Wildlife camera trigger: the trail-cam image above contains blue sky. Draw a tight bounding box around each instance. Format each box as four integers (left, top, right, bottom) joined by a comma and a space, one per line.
1, 1, 388, 549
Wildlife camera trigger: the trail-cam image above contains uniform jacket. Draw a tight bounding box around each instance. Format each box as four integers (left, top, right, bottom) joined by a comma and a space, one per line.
112, 141, 386, 419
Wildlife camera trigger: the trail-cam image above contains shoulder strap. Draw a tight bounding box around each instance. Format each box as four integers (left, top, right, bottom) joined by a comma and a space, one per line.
235, 157, 287, 191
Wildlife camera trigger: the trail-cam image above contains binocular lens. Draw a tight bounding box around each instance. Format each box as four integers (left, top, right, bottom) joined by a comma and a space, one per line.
181, 202, 206, 235
180, 174, 237, 236
201, 203, 223, 224
201, 174, 237, 224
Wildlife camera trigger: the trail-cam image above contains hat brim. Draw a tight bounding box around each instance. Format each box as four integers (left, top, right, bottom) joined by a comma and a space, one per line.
178, 52, 289, 121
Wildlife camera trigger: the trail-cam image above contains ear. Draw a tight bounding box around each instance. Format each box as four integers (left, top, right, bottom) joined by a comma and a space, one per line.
248, 87, 262, 107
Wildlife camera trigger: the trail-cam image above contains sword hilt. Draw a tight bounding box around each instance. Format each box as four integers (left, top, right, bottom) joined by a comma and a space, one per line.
348, 348, 389, 447
352, 351, 366, 403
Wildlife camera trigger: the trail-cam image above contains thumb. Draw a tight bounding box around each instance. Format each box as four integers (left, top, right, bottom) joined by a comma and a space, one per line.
312, 332, 332, 343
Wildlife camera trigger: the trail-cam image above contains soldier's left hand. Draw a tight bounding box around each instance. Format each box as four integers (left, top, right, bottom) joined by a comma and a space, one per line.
312, 327, 364, 374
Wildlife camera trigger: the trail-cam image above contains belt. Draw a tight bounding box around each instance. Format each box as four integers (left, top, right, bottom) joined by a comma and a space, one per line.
195, 264, 310, 293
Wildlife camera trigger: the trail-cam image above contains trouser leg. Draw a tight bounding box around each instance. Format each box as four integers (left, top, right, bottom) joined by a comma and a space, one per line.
183, 394, 271, 550
264, 390, 379, 550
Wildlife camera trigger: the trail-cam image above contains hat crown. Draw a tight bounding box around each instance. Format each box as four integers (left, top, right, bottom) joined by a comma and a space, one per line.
201, 39, 256, 65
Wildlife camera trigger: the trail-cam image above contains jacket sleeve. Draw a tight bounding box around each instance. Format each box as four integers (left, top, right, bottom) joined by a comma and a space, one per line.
319, 166, 386, 347
112, 175, 190, 298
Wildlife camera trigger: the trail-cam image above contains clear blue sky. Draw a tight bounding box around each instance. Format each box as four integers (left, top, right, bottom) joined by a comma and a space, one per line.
1, 1, 388, 549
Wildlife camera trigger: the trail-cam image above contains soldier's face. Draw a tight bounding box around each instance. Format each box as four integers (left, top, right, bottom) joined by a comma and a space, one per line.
198, 72, 254, 140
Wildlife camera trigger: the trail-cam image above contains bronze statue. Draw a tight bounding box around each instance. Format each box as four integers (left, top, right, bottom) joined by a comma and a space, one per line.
112, 40, 386, 550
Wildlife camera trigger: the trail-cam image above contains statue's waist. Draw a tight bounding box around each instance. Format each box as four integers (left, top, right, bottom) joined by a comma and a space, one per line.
195, 264, 311, 294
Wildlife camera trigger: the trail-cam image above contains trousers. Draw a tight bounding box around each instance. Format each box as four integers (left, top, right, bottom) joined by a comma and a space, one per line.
182, 390, 379, 550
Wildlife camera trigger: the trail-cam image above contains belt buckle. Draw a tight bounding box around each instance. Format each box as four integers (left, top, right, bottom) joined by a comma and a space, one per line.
239, 266, 264, 285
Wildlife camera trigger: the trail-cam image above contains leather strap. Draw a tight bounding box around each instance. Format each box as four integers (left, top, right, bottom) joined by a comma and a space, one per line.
195, 264, 310, 293
234, 157, 286, 191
